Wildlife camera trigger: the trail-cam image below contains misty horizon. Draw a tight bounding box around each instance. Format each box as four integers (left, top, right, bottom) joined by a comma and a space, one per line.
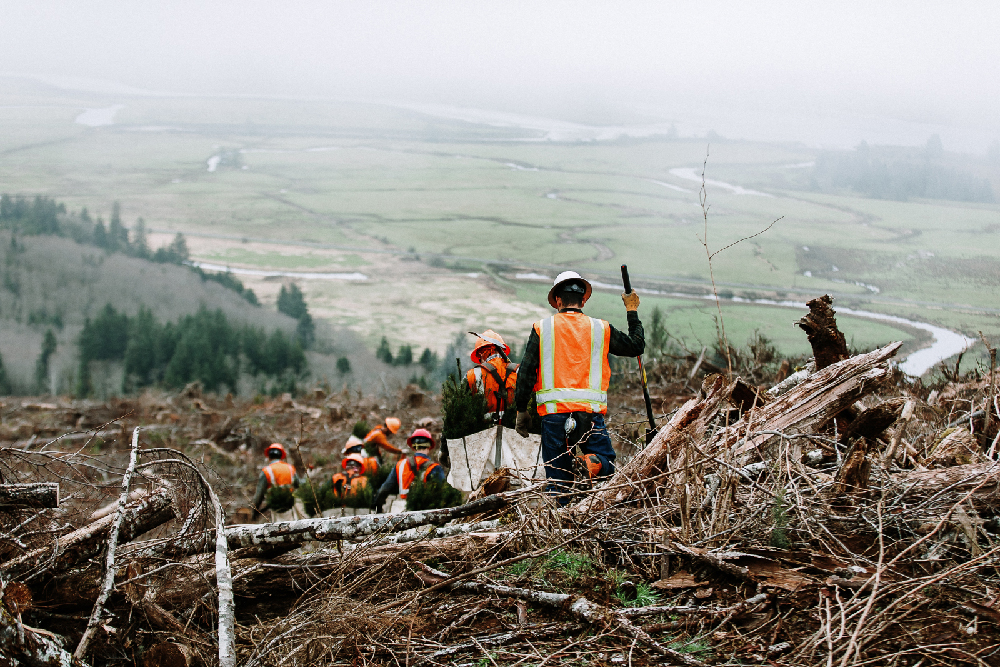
1, 1, 997, 153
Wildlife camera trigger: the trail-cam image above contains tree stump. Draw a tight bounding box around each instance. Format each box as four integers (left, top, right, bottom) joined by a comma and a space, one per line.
796, 295, 849, 371
144, 642, 197, 667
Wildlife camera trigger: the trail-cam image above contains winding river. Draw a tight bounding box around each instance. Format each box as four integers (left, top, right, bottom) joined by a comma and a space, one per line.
192, 258, 971, 376
582, 280, 974, 377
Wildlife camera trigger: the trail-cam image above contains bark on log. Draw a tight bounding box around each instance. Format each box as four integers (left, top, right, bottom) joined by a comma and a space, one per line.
893, 463, 1000, 502
710, 342, 901, 460
797, 295, 849, 371
0, 604, 88, 667
1, 487, 176, 581
0, 483, 59, 509
75, 426, 141, 661
575, 374, 732, 511
153, 531, 507, 611
223, 492, 511, 550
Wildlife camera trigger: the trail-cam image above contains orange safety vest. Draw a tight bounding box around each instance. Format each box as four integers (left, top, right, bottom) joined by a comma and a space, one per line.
364, 428, 402, 455
331, 473, 369, 500
396, 454, 441, 499
532, 311, 611, 416
361, 456, 380, 476
466, 358, 518, 413
262, 460, 296, 487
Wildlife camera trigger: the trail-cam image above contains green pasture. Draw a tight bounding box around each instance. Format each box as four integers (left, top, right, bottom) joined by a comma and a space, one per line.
2, 83, 998, 366
509, 282, 917, 360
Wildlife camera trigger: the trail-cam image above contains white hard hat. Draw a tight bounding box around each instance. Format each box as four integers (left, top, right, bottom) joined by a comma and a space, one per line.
548, 271, 593, 309
341, 435, 364, 456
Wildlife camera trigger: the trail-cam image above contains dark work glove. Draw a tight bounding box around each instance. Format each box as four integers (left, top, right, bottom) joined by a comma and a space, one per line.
515, 411, 531, 438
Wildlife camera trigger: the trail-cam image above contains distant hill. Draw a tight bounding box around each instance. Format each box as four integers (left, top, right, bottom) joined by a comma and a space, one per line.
0, 231, 304, 395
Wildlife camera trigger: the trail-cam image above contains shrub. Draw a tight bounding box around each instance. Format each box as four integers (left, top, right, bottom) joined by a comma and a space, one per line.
441, 370, 488, 439
352, 420, 370, 439
265, 486, 295, 513
404, 475, 462, 511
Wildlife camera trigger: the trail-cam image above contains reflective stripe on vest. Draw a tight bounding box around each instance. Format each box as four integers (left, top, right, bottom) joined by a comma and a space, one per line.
468, 361, 517, 413
263, 461, 295, 487
534, 313, 610, 415
396, 455, 440, 499
467, 367, 483, 393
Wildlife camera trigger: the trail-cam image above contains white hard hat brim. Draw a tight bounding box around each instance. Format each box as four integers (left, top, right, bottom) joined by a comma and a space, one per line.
547, 271, 593, 308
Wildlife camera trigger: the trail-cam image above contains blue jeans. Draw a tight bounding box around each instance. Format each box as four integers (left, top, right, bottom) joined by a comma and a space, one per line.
540, 413, 616, 502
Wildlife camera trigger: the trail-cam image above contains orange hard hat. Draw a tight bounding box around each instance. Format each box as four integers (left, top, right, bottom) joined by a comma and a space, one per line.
265, 443, 288, 460
342, 453, 366, 471
406, 428, 435, 449
470, 330, 510, 364
384, 417, 401, 434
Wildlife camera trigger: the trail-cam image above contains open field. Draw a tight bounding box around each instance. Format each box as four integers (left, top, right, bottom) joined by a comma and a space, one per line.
2, 77, 998, 376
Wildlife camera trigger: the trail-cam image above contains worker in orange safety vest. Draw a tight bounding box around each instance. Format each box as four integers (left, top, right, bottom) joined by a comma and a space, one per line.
466, 329, 518, 425
513, 271, 644, 502
361, 417, 404, 460
373, 428, 445, 512
330, 453, 369, 501
252, 443, 299, 512
341, 435, 381, 475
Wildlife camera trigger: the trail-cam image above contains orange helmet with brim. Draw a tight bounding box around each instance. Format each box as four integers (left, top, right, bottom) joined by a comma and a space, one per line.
406, 428, 435, 449
342, 453, 367, 471
470, 329, 510, 364
384, 417, 401, 434
265, 443, 288, 460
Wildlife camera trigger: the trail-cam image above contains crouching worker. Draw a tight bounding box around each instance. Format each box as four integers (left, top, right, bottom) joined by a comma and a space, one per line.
514, 271, 644, 504
341, 435, 381, 475
373, 428, 445, 512
252, 443, 299, 514
331, 453, 370, 501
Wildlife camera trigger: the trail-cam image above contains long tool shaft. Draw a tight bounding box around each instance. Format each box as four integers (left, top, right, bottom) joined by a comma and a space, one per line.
494, 386, 505, 469
621, 265, 658, 441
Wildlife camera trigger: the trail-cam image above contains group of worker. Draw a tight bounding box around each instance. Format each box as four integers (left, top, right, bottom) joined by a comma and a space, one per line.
252, 417, 446, 515
252, 269, 644, 511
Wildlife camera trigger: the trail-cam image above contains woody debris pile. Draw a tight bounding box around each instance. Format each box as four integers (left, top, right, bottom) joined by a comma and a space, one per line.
1, 295, 998, 666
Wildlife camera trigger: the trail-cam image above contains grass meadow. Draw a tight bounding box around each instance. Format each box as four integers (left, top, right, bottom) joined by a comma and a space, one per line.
1, 78, 997, 378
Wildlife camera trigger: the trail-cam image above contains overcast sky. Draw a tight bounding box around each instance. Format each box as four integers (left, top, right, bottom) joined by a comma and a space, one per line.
2, 1, 997, 148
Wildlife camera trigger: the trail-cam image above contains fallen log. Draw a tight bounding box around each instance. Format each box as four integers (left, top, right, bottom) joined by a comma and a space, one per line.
711, 342, 902, 460
153, 531, 509, 611
893, 462, 1000, 503
223, 492, 513, 550
0, 483, 59, 509
2, 486, 176, 581
0, 603, 88, 667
